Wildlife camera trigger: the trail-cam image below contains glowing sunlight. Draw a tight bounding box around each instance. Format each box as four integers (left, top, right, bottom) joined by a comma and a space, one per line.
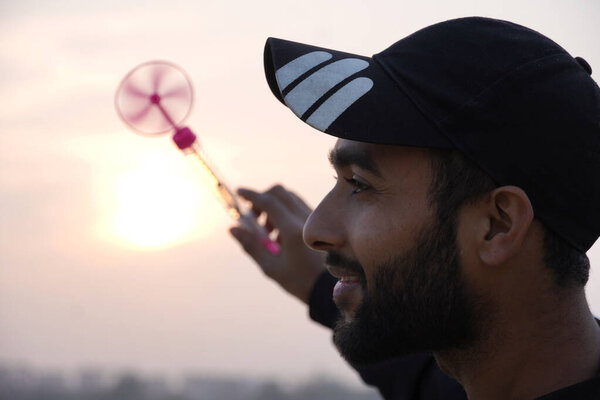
109, 160, 221, 249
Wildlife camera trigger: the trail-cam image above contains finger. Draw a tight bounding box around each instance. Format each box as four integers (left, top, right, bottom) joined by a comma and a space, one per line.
237, 187, 293, 229
265, 185, 310, 216
237, 187, 260, 201
265, 219, 274, 234
236, 188, 263, 214
238, 190, 265, 222
229, 226, 271, 266
288, 191, 313, 215
239, 185, 302, 214
251, 205, 263, 219
275, 231, 282, 245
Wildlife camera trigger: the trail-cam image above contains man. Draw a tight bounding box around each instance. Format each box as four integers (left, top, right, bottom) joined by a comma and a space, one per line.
230, 17, 600, 399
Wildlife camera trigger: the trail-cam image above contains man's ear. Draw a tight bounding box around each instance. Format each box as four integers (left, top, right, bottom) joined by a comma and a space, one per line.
479, 186, 534, 265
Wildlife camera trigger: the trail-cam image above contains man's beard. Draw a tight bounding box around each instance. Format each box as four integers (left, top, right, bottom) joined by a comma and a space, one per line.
330, 215, 489, 366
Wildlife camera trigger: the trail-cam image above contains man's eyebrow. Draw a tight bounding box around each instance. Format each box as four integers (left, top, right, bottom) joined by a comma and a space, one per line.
328, 146, 382, 177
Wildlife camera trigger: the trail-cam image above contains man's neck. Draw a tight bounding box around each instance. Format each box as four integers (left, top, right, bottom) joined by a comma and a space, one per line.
434, 291, 600, 400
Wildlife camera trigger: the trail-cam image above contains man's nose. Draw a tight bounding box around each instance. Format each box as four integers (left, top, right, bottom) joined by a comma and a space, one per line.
303, 193, 345, 251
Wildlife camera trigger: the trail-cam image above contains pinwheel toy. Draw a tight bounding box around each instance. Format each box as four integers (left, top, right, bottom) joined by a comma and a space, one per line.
115, 61, 280, 255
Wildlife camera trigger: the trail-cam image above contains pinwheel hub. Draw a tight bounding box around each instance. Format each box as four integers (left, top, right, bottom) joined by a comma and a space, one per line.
150, 93, 161, 104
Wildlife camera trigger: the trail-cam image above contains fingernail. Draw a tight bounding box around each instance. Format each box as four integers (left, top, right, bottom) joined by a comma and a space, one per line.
260, 238, 281, 255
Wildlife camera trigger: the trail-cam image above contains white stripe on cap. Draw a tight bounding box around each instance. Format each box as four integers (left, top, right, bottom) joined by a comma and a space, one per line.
284, 58, 370, 117
275, 51, 332, 91
306, 77, 374, 131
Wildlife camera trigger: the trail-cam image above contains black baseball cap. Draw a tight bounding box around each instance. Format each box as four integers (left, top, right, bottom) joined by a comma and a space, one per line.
263, 16, 600, 253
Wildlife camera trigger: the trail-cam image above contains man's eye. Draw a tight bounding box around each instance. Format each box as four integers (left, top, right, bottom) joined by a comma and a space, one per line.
344, 177, 370, 194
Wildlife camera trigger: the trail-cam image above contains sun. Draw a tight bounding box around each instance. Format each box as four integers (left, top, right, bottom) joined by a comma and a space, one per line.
108, 159, 220, 250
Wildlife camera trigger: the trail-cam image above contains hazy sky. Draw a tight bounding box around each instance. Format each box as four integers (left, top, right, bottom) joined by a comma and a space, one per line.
1, 0, 600, 387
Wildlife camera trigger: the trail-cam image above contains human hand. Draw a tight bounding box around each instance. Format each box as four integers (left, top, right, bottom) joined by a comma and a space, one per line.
229, 185, 326, 304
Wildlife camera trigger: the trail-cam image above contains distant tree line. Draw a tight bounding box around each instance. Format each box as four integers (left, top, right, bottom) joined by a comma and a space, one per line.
0, 369, 381, 400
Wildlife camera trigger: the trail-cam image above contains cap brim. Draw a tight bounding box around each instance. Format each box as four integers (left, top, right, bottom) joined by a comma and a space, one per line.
264, 37, 452, 148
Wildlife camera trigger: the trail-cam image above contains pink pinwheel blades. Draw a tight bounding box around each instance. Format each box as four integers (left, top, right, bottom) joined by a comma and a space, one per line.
115, 61, 193, 135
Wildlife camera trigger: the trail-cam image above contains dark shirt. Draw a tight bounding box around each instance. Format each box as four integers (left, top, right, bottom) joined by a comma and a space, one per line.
308, 271, 600, 399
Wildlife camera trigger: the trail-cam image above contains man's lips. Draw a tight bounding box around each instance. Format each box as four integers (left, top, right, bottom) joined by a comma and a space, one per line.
333, 277, 362, 298
326, 265, 362, 280
326, 265, 364, 315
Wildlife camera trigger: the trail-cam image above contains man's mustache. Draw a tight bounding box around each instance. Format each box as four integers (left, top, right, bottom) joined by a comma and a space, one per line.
326, 252, 366, 278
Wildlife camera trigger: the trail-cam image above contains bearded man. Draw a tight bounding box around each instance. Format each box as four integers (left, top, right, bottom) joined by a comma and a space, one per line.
230, 17, 600, 399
